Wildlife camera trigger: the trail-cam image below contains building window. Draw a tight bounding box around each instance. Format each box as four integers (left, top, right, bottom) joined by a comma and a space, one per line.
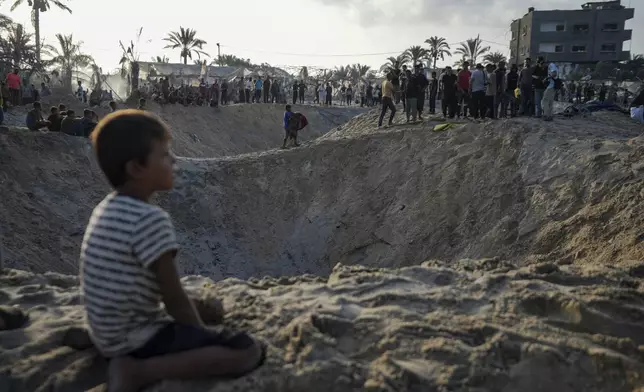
538, 43, 565, 53
511, 30, 517, 40
602, 23, 619, 31
522, 26, 528, 36
600, 43, 617, 52
571, 45, 587, 53
540, 22, 566, 32
573, 24, 590, 33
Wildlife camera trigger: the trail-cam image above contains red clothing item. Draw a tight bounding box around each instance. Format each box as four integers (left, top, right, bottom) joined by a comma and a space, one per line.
457, 70, 471, 91
7, 73, 20, 89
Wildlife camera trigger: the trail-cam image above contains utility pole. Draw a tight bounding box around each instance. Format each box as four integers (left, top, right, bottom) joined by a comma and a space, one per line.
216, 43, 221, 65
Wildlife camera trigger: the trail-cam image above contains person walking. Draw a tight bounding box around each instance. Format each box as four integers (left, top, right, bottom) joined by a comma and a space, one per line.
532, 57, 548, 117
292, 81, 299, 104
263, 76, 271, 103
378, 73, 397, 127
325, 83, 332, 106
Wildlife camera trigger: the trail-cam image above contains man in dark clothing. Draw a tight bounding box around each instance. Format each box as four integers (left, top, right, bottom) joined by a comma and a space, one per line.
80, 109, 98, 137
404, 69, 418, 122
505, 64, 519, 117
531, 57, 548, 117
47, 106, 61, 132
314, 83, 320, 104
441, 67, 458, 118
325, 83, 333, 106
298, 81, 306, 104
25, 101, 50, 131
271, 80, 280, 103
518, 58, 533, 115
429, 72, 439, 114
263, 77, 271, 103
494, 61, 507, 118
414, 64, 429, 120
60, 109, 83, 136
292, 81, 298, 104
400, 65, 408, 110
366, 84, 373, 106
221, 80, 229, 105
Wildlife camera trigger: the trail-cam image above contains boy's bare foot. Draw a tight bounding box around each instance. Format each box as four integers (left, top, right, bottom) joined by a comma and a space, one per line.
108, 357, 142, 392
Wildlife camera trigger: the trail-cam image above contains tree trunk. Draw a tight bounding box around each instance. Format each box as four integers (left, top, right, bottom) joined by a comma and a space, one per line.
433, 55, 437, 71
131, 61, 140, 92
183, 55, 187, 65
34, 7, 41, 64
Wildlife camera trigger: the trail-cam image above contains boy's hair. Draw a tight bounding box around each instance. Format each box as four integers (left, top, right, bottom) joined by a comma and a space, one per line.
50, 106, 58, 114
59, 104, 66, 110
84, 109, 92, 117
66, 109, 75, 116
139, 98, 146, 104
91, 110, 170, 188
33, 101, 41, 109
285, 105, 292, 111
109, 100, 116, 106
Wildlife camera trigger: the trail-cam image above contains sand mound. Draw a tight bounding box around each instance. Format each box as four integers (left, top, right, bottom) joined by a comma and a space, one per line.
2, 259, 644, 391
1, 100, 365, 158
2, 110, 644, 277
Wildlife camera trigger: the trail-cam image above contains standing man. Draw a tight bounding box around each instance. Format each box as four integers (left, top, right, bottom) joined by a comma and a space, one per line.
505, 64, 519, 117
325, 82, 333, 106
292, 81, 299, 104
484, 64, 497, 119
378, 73, 397, 127
494, 61, 507, 118
254, 77, 263, 103
6, 69, 21, 106
440, 67, 458, 119
469, 64, 487, 119
414, 64, 429, 120
518, 58, 533, 115
263, 76, 271, 103
429, 71, 439, 115
532, 57, 547, 118
245, 77, 252, 103
404, 69, 418, 122
457, 62, 471, 117
298, 81, 306, 104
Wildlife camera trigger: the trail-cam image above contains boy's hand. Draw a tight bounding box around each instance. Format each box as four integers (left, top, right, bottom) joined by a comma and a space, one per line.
152, 251, 203, 327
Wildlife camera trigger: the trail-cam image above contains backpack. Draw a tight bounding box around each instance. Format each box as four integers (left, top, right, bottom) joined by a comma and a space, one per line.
288, 112, 308, 131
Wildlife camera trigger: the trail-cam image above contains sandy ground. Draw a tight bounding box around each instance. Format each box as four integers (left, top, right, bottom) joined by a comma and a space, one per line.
2, 260, 644, 391
2, 100, 644, 391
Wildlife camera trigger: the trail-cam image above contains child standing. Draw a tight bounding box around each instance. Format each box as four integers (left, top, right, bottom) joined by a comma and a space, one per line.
81, 110, 264, 392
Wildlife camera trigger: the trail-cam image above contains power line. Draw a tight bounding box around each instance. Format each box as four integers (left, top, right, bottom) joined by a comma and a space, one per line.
218, 44, 405, 58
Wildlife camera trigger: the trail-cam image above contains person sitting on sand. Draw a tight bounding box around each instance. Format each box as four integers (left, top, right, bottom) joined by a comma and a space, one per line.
60, 109, 82, 136
47, 106, 61, 132
83, 111, 265, 392
81, 109, 98, 137
25, 101, 50, 131
137, 98, 146, 110
109, 101, 117, 113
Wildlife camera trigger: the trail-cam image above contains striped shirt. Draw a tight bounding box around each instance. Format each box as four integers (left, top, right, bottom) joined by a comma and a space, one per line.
79, 193, 179, 357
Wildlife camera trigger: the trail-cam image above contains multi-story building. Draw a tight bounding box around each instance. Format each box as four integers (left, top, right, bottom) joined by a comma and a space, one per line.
509, 1, 634, 67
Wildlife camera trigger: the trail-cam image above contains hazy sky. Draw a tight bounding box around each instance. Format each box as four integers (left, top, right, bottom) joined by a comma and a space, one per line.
1, 0, 641, 74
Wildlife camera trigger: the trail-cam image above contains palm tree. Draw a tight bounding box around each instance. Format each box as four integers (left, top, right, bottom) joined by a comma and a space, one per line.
453, 56, 469, 69
425, 36, 451, 70
483, 51, 507, 65
405, 45, 429, 67
152, 55, 170, 63
0, 23, 37, 69
48, 33, 92, 90
163, 27, 209, 65
332, 64, 351, 85
454, 35, 490, 65
0, 12, 12, 29
1, 0, 72, 62
119, 28, 143, 95
351, 63, 371, 84
380, 53, 410, 74
215, 54, 253, 67
193, 59, 207, 66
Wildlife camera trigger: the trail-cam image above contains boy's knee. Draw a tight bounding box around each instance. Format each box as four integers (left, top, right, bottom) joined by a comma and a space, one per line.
238, 338, 265, 374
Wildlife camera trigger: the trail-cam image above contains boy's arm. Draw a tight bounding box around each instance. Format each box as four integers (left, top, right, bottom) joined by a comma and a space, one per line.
151, 251, 203, 327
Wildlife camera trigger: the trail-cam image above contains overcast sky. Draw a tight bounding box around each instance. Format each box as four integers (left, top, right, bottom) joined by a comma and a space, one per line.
1, 0, 641, 74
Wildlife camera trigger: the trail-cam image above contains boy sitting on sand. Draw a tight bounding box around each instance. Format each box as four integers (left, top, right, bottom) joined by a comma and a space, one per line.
81, 110, 264, 392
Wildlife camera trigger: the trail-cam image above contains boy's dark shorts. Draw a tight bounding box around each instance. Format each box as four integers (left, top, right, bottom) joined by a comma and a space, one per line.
130, 322, 257, 359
